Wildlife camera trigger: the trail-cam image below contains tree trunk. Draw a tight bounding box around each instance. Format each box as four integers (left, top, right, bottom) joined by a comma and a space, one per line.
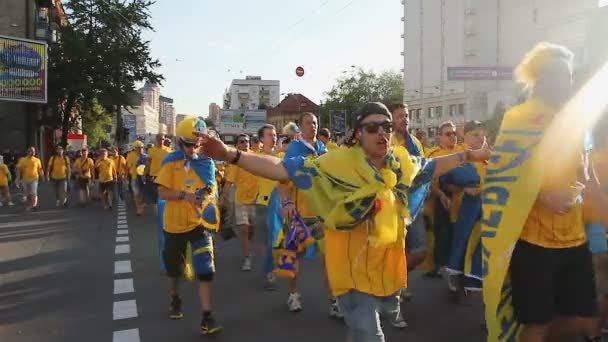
61, 94, 77, 147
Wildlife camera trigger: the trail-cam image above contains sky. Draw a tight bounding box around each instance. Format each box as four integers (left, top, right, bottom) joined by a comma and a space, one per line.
144, 0, 403, 116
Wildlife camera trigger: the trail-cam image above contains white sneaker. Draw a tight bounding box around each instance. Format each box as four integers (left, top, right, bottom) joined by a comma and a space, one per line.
8, 202, 14, 206
55, 200, 60, 207
329, 298, 343, 318
21, 196, 27, 203
0, 202, 3, 207
241, 256, 252, 271
287, 292, 302, 312
391, 311, 408, 329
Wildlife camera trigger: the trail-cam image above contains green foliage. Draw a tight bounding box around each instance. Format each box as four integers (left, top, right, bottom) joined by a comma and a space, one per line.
47, 0, 163, 145
204, 117, 215, 129
321, 68, 404, 128
81, 100, 112, 147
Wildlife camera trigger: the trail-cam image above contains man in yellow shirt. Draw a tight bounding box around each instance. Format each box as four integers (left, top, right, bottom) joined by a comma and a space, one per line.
254, 124, 282, 289
155, 116, 222, 335
146, 134, 171, 212
126, 141, 145, 214
73, 147, 95, 206
486, 43, 596, 342
46, 145, 71, 207
110, 147, 127, 201
16, 146, 44, 211
96, 148, 117, 210
220, 134, 258, 272
198, 101, 490, 341
0, 155, 15, 206
318, 128, 339, 150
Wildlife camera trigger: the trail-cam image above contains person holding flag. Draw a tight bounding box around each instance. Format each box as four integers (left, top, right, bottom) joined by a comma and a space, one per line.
155, 116, 222, 336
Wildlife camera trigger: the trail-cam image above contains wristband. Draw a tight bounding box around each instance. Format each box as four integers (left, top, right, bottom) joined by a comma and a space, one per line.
229, 149, 242, 165
178, 191, 186, 200
282, 200, 294, 207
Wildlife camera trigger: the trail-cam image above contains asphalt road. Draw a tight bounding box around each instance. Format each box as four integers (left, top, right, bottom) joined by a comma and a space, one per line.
0, 183, 486, 342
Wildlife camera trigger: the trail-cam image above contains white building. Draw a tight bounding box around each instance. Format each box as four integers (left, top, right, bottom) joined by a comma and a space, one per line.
402, 0, 604, 137
122, 104, 160, 138
209, 102, 221, 127
223, 76, 280, 110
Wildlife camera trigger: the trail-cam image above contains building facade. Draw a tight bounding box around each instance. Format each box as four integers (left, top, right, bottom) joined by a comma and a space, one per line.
402, 0, 603, 137
159, 95, 175, 136
208, 102, 221, 127
267, 93, 319, 132
0, 0, 65, 158
122, 104, 160, 139
223, 76, 280, 110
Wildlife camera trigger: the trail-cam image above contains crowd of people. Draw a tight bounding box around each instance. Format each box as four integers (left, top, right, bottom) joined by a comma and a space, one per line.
3, 42, 608, 342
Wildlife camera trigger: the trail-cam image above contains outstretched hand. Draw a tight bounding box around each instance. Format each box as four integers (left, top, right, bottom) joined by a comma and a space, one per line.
196, 133, 231, 161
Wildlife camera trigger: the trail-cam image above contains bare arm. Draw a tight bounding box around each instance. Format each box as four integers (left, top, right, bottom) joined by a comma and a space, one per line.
225, 149, 290, 182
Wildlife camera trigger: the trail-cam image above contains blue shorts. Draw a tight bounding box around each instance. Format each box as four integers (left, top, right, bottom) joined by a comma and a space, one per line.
586, 223, 608, 254
337, 290, 400, 342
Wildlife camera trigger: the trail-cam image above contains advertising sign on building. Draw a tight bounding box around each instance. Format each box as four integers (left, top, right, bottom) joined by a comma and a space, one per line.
219, 110, 267, 135
447, 66, 513, 81
0, 35, 48, 103
123, 114, 138, 142
330, 110, 347, 133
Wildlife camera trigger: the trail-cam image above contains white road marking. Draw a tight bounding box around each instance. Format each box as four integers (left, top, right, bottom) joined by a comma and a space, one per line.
113, 300, 138, 320
112, 329, 140, 342
117, 229, 129, 235
114, 260, 132, 274
118, 215, 127, 220
117, 224, 128, 229
116, 236, 129, 243
115, 244, 130, 254
117, 220, 127, 224
114, 278, 134, 294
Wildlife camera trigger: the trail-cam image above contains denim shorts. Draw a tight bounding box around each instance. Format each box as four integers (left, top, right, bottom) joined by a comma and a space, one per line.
22, 180, 38, 196
587, 223, 608, 254
406, 214, 427, 253
337, 290, 401, 342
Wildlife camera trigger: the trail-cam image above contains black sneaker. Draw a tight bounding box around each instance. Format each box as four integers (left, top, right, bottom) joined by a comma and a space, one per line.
200, 315, 222, 336
169, 296, 183, 320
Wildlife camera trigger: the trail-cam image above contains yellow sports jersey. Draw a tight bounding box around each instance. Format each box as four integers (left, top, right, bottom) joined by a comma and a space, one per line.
225, 153, 258, 205
155, 159, 217, 233
516, 100, 586, 248
325, 220, 406, 297
73, 157, 95, 179
110, 155, 127, 177
256, 151, 284, 206
0, 164, 10, 186
48, 155, 70, 180
18, 156, 42, 182
96, 159, 116, 183
126, 151, 140, 178
147, 146, 170, 177
585, 149, 608, 224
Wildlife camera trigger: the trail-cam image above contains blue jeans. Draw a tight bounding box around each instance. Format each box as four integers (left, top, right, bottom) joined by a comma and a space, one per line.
337, 290, 400, 342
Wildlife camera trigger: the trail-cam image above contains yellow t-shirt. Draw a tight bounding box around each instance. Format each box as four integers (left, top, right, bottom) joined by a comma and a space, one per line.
48, 155, 70, 180
225, 153, 258, 205
147, 146, 170, 177
73, 157, 95, 179
155, 159, 217, 233
516, 100, 586, 249
18, 156, 42, 182
126, 151, 141, 179
326, 142, 339, 151
96, 159, 116, 183
584, 149, 608, 224
256, 151, 284, 206
0, 164, 10, 186
110, 155, 127, 177
325, 220, 407, 297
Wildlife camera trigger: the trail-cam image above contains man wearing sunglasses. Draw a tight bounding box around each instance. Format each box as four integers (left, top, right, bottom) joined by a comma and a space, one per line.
422, 121, 465, 279
155, 116, 222, 336
221, 134, 259, 271
197, 102, 490, 341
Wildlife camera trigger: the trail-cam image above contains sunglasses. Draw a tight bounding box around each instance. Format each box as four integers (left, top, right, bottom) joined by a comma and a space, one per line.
182, 141, 199, 148
443, 131, 457, 137
238, 140, 249, 144
360, 121, 393, 134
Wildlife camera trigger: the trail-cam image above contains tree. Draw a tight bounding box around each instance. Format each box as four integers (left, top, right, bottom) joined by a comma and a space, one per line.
47, 0, 163, 146
321, 68, 404, 129
204, 117, 214, 129
81, 100, 112, 147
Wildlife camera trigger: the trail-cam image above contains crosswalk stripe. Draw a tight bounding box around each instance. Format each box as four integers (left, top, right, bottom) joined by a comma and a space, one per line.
113, 300, 138, 320
113, 329, 140, 342
114, 260, 132, 274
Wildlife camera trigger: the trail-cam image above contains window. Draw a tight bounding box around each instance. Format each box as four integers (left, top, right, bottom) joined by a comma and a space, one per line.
428, 107, 435, 118
458, 104, 465, 116
436, 106, 442, 118
415, 109, 421, 120
450, 104, 457, 116
428, 127, 437, 138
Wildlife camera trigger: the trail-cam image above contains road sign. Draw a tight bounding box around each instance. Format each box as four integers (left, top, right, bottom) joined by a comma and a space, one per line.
330, 110, 347, 133
296, 66, 305, 77
447, 66, 513, 81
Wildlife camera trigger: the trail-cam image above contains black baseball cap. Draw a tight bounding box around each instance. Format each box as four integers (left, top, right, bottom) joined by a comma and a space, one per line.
464, 120, 485, 134
353, 102, 392, 127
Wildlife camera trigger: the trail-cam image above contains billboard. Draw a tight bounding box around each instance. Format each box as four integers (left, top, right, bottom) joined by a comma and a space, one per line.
0, 35, 47, 103
330, 110, 347, 133
220, 110, 267, 135
447, 66, 513, 81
